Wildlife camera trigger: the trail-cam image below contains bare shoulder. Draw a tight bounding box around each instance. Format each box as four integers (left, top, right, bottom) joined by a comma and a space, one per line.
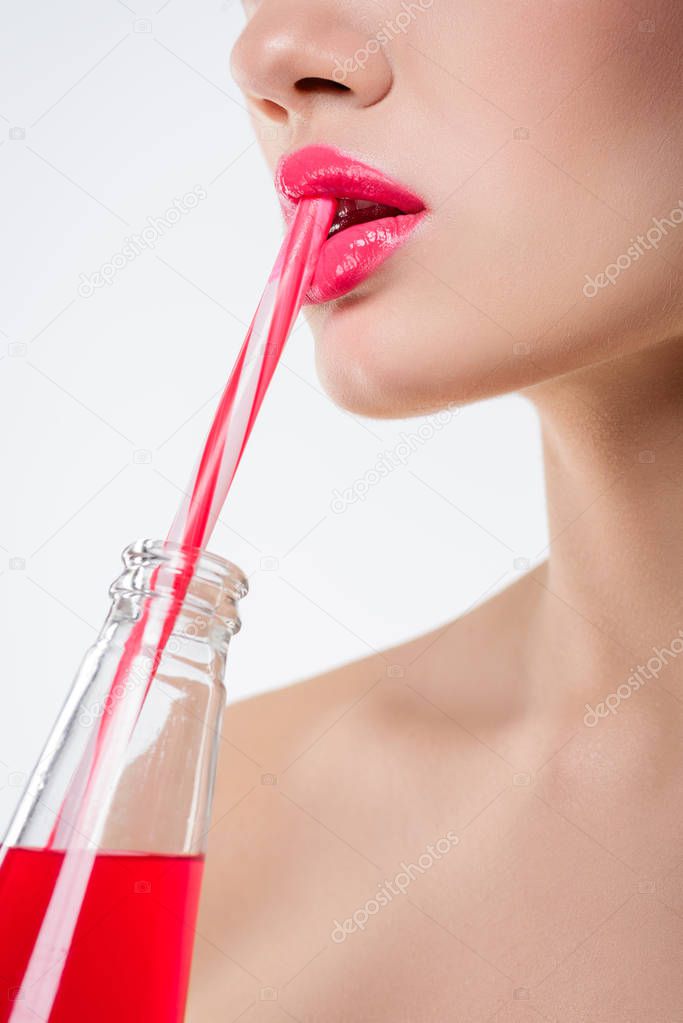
210, 570, 541, 829
221, 650, 387, 778
221, 566, 541, 773
188, 573, 539, 1018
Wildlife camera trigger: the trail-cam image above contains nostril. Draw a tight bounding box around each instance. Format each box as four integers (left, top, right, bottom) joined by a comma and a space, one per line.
295, 77, 351, 94
255, 97, 288, 123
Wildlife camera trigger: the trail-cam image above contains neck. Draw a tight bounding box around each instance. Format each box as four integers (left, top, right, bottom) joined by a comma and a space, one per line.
528, 337, 683, 684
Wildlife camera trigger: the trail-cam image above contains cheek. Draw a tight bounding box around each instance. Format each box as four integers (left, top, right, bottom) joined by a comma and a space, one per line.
419, 133, 683, 345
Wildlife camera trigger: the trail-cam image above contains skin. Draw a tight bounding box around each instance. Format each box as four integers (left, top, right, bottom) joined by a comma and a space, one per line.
188, 2, 683, 1020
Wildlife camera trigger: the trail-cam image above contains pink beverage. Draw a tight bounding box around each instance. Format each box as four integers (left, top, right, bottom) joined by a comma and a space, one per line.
0, 848, 203, 1023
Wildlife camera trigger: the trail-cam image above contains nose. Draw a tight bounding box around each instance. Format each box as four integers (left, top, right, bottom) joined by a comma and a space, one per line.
231, 2, 393, 125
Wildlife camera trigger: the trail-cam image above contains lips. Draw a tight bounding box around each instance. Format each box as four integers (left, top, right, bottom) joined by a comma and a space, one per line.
276, 145, 426, 304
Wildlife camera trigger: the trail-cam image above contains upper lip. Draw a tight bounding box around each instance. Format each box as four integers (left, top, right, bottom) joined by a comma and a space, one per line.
275, 144, 426, 226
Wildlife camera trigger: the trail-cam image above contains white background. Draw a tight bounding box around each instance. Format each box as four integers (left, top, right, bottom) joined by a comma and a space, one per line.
0, 0, 547, 832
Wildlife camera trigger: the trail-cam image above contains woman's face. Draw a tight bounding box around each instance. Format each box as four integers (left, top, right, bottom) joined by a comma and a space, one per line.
232, 1, 683, 417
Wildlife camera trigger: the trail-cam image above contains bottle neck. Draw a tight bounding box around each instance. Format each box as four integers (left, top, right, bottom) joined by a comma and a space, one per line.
3, 540, 247, 856
108, 539, 248, 653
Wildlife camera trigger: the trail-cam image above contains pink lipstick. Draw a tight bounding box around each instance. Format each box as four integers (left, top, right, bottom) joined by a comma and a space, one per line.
276, 145, 426, 304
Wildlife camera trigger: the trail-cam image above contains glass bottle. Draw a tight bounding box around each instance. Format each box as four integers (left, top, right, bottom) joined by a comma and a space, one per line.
0, 539, 247, 1023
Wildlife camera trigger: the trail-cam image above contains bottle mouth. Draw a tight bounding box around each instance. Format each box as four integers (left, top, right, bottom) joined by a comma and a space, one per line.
110, 539, 248, 636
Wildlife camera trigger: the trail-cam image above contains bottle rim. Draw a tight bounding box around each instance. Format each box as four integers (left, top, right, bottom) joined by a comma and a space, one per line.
110, 539, 248, 636
130, 539, 248, 599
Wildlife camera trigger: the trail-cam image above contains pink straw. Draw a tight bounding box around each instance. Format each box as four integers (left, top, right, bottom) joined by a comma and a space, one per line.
13, 198, 334, 1023
49, 195, 335, 850
170, 196, 336, 547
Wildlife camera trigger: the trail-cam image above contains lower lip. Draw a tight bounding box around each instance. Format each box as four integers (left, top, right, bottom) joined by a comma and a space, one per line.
307, 211, 426, 305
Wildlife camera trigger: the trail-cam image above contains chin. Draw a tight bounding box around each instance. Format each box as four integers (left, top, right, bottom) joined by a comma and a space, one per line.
309, 246, 683, 420
308, 268, 539, 419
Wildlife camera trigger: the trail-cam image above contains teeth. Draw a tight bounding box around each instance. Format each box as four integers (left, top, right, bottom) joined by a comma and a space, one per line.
336, 198, 379, 211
